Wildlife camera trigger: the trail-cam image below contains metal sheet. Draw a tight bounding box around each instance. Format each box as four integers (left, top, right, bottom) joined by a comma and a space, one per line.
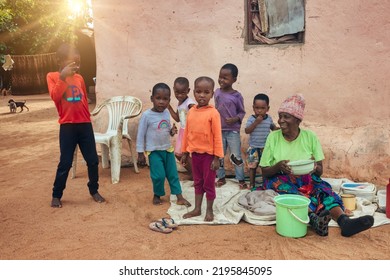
265, 0, 305, 38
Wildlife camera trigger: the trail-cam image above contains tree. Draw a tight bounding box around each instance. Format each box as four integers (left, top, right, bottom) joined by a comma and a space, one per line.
0, 0, 92, 55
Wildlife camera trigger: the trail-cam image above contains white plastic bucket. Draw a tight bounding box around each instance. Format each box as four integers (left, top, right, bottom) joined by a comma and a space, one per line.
340, 182, 376, 202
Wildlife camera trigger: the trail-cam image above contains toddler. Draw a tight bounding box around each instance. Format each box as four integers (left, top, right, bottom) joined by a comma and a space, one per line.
167, 77, 196, 177
136, 82, 191, 206
244, 93, 278, 188
181, 76, 223, 221
214, 63, 247, 189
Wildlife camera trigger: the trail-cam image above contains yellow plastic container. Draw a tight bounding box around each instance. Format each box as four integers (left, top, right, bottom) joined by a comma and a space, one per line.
341, 193, 356, 211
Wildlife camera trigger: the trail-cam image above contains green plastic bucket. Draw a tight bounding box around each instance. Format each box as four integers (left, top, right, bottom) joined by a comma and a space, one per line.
274, 194, 310, 238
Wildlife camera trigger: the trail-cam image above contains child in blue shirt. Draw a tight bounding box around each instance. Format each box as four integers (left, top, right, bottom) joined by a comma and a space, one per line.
136, 82, 191, 206
245, 93, 278, 188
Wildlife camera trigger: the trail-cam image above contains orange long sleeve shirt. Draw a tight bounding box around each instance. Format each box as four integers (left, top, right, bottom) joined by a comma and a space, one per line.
182, 105, 224, 158
47, 72, 91, 124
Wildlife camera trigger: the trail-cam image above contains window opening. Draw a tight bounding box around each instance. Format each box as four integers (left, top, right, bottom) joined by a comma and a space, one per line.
247, 0, 305, 45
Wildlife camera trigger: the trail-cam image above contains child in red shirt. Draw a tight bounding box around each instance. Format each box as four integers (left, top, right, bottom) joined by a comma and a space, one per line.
47, 43, 105, 208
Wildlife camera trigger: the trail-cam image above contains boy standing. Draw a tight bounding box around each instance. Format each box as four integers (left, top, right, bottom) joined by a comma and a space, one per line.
136, 82, 191, 206
214, 63, 247, 189
47, 43, 105, 208
244, 93, 278, 188
181, 76, 223, 222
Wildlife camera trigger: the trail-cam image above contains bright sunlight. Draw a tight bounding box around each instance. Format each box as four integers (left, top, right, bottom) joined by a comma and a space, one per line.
67, 0, 93, 28
67, 0, 83, 18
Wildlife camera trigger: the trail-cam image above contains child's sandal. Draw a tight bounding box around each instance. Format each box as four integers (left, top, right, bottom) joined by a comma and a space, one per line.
158, 217, 178, 229
149, 221, 173, 234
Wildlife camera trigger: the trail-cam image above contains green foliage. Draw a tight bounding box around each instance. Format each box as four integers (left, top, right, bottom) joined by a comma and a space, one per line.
0, 0, 92, 55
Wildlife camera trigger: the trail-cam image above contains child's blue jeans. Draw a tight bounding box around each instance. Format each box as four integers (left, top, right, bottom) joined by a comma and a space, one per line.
217, 131, 245, 181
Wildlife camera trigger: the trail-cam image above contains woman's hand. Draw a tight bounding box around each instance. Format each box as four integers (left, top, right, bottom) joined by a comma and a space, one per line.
276, 160, 291, 175
261, 160, 290, 178
312, 161, 323, 177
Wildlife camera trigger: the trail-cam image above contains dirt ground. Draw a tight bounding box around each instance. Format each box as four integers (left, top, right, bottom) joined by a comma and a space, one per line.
0, 94, 389, 260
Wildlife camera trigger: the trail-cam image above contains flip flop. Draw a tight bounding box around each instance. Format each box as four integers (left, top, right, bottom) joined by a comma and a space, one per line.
158, 217, 178, 229
149, 221, 173, 234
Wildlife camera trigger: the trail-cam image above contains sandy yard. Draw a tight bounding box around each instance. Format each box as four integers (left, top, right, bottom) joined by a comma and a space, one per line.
0, 93, 389, 260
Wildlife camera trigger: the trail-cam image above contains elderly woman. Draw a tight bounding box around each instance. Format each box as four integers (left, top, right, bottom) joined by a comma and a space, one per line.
259, 95, 374, 237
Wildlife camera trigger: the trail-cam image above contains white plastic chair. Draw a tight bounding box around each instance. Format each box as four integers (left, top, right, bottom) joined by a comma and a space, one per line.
72, 96, 142, 184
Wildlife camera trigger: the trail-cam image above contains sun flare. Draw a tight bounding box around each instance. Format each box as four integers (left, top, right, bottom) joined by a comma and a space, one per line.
67, 0, 84, 18
66, 0, 93, 28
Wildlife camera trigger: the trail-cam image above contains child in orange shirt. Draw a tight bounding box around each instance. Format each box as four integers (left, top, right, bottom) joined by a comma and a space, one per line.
181, 77, 223, 221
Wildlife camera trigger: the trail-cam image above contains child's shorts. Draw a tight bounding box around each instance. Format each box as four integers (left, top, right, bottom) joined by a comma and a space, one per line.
246, 147, 262, 169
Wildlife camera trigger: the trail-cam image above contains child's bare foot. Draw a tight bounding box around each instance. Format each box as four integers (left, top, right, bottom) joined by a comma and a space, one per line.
215, 177, 226, 188
51, 197, 62, 208
91, 192, 106, 203
238, 181, 249, 190
153, 195, 162, 205
204, 210, 214, 222
183, 209, 201, 219
176, 194, 191, 207
177, 198, 191, 207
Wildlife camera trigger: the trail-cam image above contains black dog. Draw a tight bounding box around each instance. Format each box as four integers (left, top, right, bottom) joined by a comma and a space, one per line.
8, 99, 29, 113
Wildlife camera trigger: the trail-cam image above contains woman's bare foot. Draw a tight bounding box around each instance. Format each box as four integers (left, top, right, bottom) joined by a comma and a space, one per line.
183, 209, 201, 219
51, 197, 62, 208
204, 209, 214, 222
344, 208, 354, 216
153, 195, 162, 205
91, 192, 106, 203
